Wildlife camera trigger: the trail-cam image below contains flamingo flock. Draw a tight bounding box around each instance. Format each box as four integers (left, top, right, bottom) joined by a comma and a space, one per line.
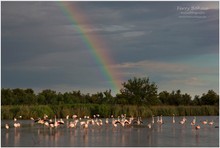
4, 114, 217, 131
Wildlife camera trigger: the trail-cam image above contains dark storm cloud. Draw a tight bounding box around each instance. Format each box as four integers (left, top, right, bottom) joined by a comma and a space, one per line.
1, 1, 219, 96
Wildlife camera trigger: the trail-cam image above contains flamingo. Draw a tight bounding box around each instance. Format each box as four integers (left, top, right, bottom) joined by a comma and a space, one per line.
72, 115, 77, 119
120, 121, 125, 127
58, 118, 64, 125
180, 120, 184, 124
69, 121, 75, 128
99, 119, 103, 126
113, 122, 117, 127
112, 118, 120, 126
44, 122, 49, 127
13, 117, 21, 128
152, 115, 155, 124
157, 115, 163, 124
195, 125, 201, 130
157, 116, 160, 123
43, 114, 48, 120
191, 117, 196, 126
183, 116, 187, 122
202, 120, 208, 125
91, 119, 95, 125
50, 123, 54, 128
135, 117, 143, 125
124, 119, 130, 126
69, 120, 78, 128
209, 120, 214, 125
105, 118, 109, 124
54, 116, 60, 127
5, 124, 9, 129
81, 121, 89, 129
147, 123, 152, 129
84, 122, 88, 129
172, 114, 175, 123
179, 116, 186, 124
14, 123, 21, 128
137, 118, 141, 125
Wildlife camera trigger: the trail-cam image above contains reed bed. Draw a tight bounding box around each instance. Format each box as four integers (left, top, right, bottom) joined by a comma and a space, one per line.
1, 104, 218, 119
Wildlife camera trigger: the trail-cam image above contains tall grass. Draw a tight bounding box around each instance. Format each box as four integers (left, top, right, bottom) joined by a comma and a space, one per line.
1, 104, 219, 119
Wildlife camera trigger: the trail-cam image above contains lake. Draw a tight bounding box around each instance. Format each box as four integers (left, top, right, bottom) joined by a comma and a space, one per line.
1, 116, 219, 147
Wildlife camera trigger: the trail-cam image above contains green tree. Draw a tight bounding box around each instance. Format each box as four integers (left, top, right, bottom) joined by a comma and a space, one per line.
24, 88, 37, 105
118, 77, 159, 105
38, 89, 58, 105
103, 90, 113, 104
12, 88, 26, 104
1, 88, 14, 105
201, 90, 219, 105
192, 95, 201, 105
158, 91, 170, 105
180, 93, 191, 105
57, 92, 64, 105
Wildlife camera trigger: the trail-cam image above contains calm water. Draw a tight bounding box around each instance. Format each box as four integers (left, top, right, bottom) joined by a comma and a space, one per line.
1, 116, 219, 147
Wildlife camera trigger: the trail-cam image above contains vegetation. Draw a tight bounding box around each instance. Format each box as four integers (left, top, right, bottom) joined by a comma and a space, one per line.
1, 77, 219, 119
1, 104, 218, 119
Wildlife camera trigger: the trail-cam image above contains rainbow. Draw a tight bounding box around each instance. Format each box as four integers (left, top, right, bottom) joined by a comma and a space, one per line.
58, 2, 121, 93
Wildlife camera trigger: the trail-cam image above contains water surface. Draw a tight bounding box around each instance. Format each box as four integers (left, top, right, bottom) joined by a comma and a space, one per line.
1, 116, 219, 147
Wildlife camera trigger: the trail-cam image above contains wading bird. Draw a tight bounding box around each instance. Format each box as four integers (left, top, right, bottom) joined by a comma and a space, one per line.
172, 114, 175, 123
5, 124, 9, 129
195, 125, 201, 130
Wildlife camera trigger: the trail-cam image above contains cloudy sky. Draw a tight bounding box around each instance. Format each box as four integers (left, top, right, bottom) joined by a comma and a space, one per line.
1, 1, 219, 97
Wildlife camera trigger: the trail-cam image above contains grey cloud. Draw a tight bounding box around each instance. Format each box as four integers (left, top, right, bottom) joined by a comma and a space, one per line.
2, 1, 218, 96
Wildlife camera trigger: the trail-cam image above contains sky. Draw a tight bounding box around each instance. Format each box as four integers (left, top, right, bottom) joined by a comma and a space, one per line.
1, 1, 219, 97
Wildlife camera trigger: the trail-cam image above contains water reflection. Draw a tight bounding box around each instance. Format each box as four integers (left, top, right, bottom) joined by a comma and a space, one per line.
1, 116, 219, 147
195, 131, 200, 144
172, 124, 175, 137
14, 128, 20, 146
82, 129, 89, 147
5, 131, 9, 146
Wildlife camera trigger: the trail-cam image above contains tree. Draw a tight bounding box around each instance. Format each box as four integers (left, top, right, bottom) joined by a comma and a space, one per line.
12, 88, 26, 104
38, 89, 58, 105
192, 95, 201, 105
158, 91, 170, 105
103, 90, 113, 104
180, 93, 191, 105
24, 88, 37, 105
118, 77, 159, 105
1, 88, 14, 105
200, 90, 219, 105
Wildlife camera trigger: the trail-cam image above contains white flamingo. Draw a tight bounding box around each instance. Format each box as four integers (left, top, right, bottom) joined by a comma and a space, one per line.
72, 115, 77, 119
209, 120, 214, 125
179, 116, 186, 124
5, 124, 9, 129
158, 115, 163, 124
14, 123, 20, 128
202, 120, 208, 125
195, 125, 201, 130
147, 123, 152, 129
172, 114, 175, 123
191, 117, 196, 126
105, 118, 109, 124
157, 116, 160, 123
152, 115, 155, 124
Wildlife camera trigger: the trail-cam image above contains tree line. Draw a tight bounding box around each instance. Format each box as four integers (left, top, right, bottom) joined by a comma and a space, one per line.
1, 77, 219, 106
